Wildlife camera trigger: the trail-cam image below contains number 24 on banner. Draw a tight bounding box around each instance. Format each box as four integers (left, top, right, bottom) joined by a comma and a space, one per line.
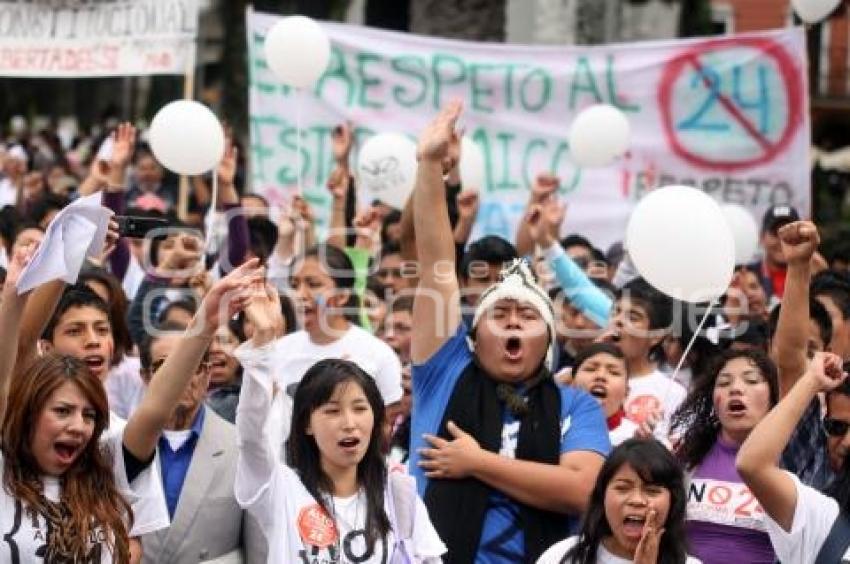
658, 37, 804, 172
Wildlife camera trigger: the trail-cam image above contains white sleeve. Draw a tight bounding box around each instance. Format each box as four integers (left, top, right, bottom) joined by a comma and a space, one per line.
535, 537, 578, 564
233, 340, 280, 533
655, 381, 687, 442
763, 470, 840, 564
411, 495, 447, 561
377, 345, 403, 405
102, 418, 169, 536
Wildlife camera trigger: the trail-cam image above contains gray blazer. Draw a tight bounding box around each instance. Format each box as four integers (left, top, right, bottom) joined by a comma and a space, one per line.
141, 409, 267, 564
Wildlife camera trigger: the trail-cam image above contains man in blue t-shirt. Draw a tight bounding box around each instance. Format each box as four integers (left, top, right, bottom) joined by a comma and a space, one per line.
410, 100, 610, 564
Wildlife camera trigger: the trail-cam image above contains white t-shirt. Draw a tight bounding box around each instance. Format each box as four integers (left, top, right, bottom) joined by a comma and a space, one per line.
121, 255, 145, 301
272, 327, 402, 404
609, 417, 640, 446
105, 412, 170, 537
537, 536, 702, 563
0, 177, 17, 208
0, 413, 168, 562
764, 471, 850, 563
234, 341, 445, 564
105, 356, 144, 420
0, 462, 116, 563
624, 369, 687, 442
267, 326, 403, 448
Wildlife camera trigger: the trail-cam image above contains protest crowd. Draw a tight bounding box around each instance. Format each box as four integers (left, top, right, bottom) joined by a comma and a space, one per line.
4, 4, 850, 564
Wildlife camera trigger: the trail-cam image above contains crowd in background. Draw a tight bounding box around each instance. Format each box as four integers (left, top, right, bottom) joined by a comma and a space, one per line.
0, 99, 848, 564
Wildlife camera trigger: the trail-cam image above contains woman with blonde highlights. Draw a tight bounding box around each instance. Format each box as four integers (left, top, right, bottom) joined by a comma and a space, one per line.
1, 354, 133, 562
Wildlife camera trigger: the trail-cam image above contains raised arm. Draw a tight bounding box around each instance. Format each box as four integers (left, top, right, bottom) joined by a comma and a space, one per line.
0, 246, 35, 421
411, 101, 464, 363
737, 352, 846, 531
122, 258, 260, 460
527, 205, 612, 327
770, 221, 819, 396
233, 281, 285, 529
218, 140, 249, 271
453, 190, 479, 247
515, 174, 559, 257
103, 123, 135, 279
326, 123, 353, 249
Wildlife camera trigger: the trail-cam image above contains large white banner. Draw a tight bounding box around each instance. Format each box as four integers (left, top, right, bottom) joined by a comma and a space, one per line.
0, 0, 198, 77
247, 11, 810, 249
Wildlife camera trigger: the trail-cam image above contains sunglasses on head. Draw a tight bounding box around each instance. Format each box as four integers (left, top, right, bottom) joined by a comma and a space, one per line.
823, 417, 850, 437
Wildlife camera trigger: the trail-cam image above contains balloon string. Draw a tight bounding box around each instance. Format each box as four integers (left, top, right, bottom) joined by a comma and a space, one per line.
206, 169, 218, 252
666, 301, 715, 401
296, 88, 302, 197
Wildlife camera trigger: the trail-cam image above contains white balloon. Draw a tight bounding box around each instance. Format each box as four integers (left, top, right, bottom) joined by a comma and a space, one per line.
626, 186, 735, 303
568, 104, 631, 168
149, 100, 225, 175
791, 0, 840, 23
264, 15, 331, 88
720, 204, 760, 265
459, 136, 486, 192
357, 133, 417, 210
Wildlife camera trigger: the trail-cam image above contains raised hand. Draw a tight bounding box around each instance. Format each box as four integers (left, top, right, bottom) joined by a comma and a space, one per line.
326, 166, 350, 201
290, 195, 315, 228
331, 122, 354, 166
353, 207, 382, 250
804, 351, 848, 393
244, 280, 284, 347
4, 242, 36, 293
542, 195, 566, 233
158, 232, 204, 276
417, 100, 463, 163
110, 122, 136, 171
196, 258, 262, 334
525, 204, 554, 248
96, 217, 121, 264
778, 221, 819, 266
217, 137, 239, 196
530, 173, 560, 204
456, 190, 479, 221
445, 126, 464, 179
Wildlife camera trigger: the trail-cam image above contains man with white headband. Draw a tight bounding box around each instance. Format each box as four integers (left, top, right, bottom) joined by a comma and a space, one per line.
410, 100, 610, 564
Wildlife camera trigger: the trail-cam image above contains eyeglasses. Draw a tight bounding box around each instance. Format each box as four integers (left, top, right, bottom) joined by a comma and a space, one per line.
823, 417, 850, 437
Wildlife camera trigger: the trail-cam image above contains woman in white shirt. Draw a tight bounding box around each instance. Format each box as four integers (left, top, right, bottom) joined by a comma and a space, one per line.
0, 354, 133, 562
537, 439, 700, 564
234, 284, 445, 563
737, 352, 850, 563
271, 244, 402, 445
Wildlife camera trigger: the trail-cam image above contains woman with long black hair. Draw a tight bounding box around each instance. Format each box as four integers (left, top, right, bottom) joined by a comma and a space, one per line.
234, 283, 445, 563
671, 349, 778, 563
537, 439, 698, 564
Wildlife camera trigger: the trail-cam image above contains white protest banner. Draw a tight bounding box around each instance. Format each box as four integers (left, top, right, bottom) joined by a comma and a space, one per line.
247, 10, 809, 249
0, 1, 198, 77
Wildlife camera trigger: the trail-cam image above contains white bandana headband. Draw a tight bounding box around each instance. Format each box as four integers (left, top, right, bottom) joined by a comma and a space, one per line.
470, 259, 557, 370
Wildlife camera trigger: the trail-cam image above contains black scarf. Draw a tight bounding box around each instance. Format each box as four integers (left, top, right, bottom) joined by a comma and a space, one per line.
424, 359, 567, 563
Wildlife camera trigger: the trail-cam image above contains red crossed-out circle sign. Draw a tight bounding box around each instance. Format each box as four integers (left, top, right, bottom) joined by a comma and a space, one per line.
658, 37, 804, 172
